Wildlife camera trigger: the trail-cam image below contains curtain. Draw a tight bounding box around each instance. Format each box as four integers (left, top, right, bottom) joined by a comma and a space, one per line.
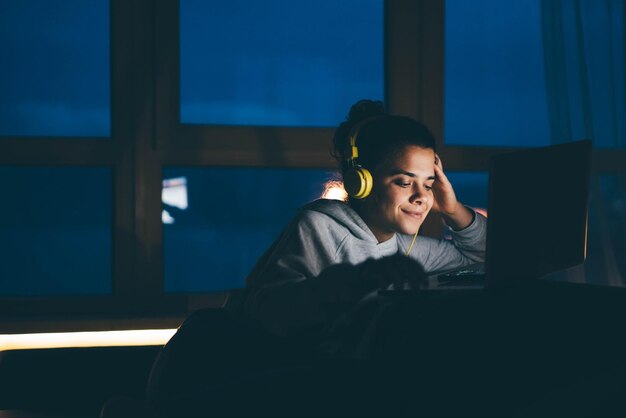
541, 0, 625, 285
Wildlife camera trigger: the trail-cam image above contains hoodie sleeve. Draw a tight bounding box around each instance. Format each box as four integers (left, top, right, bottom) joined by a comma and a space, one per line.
400, 208, 487, 274
241, 210, 376, 338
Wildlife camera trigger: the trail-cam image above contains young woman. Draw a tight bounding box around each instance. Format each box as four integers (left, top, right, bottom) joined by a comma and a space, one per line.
142, 101, 487, 415
233, 99, 487, 341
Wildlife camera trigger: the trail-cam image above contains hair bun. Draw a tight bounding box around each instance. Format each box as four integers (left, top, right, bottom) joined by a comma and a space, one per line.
346, 99, 386, 125
331, 99, 387, 167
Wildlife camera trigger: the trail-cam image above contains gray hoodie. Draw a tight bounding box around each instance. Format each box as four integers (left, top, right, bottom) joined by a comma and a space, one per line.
239, 198, 486, 337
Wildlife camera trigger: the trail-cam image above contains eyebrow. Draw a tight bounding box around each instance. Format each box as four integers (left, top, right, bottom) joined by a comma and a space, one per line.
389, 169, 435, 180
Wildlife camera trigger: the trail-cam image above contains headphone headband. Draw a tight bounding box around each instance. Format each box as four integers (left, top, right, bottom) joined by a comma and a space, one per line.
348, 128, 361, 163
347, 114, 386, 166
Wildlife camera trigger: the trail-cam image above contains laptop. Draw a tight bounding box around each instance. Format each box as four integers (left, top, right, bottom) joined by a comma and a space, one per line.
404, 140, 592, 292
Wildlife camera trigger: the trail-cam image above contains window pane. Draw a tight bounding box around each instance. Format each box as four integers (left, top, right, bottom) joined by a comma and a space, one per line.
180, 0, 384, 127
163, 168, 341, 292
445, 0, 624, 148
446, 172, 489, 213
0, 167, 112, 295
442, 172, 488, 238
0, 0, 110, 137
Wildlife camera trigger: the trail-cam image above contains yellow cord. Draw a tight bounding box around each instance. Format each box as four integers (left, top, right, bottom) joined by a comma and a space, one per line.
406, 231, 418, 256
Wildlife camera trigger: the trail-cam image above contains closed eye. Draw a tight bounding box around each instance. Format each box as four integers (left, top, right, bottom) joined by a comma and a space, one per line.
394, 179, 412, 188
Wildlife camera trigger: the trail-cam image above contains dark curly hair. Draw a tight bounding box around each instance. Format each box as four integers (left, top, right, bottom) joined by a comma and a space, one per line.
331, 99, 437, 178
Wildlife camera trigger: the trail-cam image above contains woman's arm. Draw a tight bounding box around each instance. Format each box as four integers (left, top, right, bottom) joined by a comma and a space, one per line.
400, 209, 487, 274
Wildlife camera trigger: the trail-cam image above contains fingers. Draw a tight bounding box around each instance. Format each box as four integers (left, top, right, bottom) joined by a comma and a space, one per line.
433, 154, 448, 182
432, 154, 458, 214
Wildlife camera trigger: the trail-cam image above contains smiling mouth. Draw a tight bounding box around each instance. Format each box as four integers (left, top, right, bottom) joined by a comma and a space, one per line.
402, 209, 425, 218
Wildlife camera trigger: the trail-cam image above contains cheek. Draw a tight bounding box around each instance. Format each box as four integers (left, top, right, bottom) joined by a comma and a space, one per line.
373, 185, 396, 205
426, 194, 435, 211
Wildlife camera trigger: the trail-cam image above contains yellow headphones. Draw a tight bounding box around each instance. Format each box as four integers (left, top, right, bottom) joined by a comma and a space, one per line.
343, 125, 373, 199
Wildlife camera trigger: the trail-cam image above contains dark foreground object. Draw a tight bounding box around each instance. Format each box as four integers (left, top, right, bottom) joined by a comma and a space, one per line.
139, 281, 626, 418
4, 280, 625, 417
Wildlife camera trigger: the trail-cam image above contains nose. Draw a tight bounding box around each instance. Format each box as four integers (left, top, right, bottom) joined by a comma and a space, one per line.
409, 185, 429, 205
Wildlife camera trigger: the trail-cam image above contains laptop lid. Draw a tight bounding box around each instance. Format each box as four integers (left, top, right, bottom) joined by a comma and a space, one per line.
485, 140, 592, 288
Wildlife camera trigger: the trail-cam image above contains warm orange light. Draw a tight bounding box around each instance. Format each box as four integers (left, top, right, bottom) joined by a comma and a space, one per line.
0, 329, 177, 351
321, 180, 348, 201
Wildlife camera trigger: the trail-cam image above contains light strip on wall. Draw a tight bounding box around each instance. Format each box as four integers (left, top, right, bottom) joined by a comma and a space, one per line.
0, 329, 178, 351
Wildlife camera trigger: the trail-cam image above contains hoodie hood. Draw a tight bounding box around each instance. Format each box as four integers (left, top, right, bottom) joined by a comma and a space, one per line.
300, 199, 378, 242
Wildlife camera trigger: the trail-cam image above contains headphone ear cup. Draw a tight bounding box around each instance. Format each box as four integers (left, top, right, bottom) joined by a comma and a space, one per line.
344, 167, 373, 199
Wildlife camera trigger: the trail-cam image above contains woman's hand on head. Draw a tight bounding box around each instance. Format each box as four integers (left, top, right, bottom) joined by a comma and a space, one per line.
431, 154, 460, 216
432, 154, 474, 230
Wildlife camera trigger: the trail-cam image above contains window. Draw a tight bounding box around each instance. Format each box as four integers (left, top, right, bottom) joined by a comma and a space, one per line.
441, 0, 626, 287
0, 167, 112, 295
0, 0, 133, 322
180, 0, 384, 127
0, 0, 400, 326
163, 167, 339, 292
0, 0, 110, 137
445, 172, 488, 211
444, 0, 624, 149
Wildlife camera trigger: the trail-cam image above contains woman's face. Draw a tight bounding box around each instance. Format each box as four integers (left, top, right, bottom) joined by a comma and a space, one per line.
360, 145, 435, 242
